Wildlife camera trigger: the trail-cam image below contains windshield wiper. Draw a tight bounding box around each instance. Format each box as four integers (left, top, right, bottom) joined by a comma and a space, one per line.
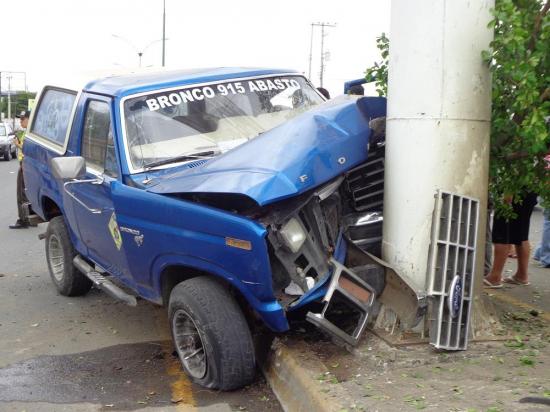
143, 151, 217, 170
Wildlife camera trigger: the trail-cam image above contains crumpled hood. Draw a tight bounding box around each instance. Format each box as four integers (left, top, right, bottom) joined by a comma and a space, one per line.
146, 96, 386, 206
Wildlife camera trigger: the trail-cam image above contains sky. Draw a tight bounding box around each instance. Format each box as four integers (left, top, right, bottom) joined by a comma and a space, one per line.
1, 0, 390, 98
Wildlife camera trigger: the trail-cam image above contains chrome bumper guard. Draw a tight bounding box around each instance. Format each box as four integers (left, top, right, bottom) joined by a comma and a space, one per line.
306, 258, 376, 346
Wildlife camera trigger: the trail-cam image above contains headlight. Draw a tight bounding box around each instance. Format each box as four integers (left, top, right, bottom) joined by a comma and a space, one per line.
279, 217, 307, 253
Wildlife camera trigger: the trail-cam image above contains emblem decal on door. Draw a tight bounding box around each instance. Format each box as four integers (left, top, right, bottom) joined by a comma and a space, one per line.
108, 212, 123, 250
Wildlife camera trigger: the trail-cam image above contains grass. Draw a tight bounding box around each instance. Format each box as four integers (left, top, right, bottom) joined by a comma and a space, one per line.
519, 356, 535, 366
403, 395, 426, 410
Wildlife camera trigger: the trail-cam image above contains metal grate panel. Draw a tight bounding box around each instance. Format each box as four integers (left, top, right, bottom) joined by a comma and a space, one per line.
427, 191, 479, 350
345, 146, 385, 212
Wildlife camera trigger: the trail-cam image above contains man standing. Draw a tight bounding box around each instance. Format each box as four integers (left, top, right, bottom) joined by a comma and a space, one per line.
9, 110, 31, 229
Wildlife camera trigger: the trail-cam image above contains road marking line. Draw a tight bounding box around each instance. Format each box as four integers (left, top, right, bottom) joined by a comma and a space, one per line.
487, 290, 550, 322
155, 309, 197, 411
163, 340, 197, 411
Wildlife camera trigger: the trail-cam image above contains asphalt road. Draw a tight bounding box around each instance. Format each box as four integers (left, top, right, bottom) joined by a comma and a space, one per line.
0, 159, 281, 411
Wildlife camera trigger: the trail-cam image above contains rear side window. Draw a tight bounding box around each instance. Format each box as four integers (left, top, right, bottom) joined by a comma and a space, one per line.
31, 88, 77, 146
81, 100, 118, 177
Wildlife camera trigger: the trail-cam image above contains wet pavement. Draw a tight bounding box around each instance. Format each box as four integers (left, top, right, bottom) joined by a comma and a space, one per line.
0, 160, 281, 411
0, 341, 280, 411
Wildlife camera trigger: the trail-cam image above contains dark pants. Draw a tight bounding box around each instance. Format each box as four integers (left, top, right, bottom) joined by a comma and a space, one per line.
492, 193, 538, 245
16, 163, 29, 224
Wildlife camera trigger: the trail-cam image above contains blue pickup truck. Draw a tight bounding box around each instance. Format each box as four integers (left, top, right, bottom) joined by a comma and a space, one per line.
23, 68, 424, 390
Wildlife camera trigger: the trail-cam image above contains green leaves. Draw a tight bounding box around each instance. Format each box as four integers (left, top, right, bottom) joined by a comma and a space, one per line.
519, 355, 535, 366
486, 0, 550, 213
364, 33, 389, 97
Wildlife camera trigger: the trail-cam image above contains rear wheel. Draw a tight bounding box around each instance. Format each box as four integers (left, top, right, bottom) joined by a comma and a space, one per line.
45, 216, 93, 296
11, 146, 16, 159
3, 150, 10, 161
169, 277, 256, 390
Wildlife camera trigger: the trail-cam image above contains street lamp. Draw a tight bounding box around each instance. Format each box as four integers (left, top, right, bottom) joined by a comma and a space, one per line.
112, 34, 168, 68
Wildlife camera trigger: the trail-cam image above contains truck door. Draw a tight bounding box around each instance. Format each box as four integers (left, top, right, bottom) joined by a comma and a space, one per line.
68, 96, 133, 287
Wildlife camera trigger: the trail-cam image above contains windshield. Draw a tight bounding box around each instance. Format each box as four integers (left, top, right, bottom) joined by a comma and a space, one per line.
123, 75, 324, 170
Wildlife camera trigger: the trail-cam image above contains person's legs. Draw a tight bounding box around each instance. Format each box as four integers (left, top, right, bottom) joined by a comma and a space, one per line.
485, 243, 509, 285
506, 192, 538, 282
9, 164, 29, 229
487, 210, 511, 285
534, 208, 550, 267
484, 208, 493, 276
514, 240, 530, 282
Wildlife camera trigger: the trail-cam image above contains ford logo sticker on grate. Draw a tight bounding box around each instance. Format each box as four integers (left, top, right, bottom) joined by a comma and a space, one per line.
447, 275, 462, 318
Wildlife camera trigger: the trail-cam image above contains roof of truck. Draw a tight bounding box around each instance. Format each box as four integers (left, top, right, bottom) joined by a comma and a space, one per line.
81, 67, 301, 98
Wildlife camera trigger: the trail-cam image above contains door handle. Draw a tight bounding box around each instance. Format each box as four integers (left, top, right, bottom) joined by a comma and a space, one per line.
63, 177, 105, 214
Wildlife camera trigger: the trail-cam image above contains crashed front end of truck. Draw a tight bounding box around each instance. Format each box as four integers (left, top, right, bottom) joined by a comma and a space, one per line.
126, 74, 426, 346
256, 126, 426, 345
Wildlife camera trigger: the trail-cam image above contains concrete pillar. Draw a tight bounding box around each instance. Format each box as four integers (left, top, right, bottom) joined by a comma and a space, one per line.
383, 0, 494, 292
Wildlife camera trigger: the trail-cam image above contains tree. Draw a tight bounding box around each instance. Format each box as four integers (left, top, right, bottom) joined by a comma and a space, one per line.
365, 33, 389, 97
365, 0, 549, 215
0, 91, 36, 118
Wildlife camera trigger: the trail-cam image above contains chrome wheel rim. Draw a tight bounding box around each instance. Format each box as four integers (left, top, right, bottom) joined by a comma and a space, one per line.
172, 309, 207, 379
48, 234, 65, 282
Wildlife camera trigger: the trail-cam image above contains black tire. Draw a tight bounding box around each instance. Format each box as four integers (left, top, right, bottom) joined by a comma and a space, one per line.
11, 147, 16, 159
3, 150, 10, 161
169, 277, 256, 390
45, 216, 93, 296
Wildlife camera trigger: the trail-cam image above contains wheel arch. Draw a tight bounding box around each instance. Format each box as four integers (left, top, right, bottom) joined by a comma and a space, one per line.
41, 195, 62, 221
160, 264, 257, 324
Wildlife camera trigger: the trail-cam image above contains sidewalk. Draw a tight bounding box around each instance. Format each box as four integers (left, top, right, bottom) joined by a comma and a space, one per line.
489, 206, 550, 316
263, 208, 550, 412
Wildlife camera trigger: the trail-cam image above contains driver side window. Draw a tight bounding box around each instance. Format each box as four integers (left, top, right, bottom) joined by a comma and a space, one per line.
81, 100, 118, 178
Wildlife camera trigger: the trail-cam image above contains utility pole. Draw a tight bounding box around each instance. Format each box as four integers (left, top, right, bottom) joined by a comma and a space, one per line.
309, 22, 335, 87
383, 0, 494, 327
162, 0, 166, 67
308, 23, 314, 80
7, 74, 12, 121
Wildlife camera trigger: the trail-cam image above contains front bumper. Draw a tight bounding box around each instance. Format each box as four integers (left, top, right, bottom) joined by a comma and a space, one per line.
306, 258, 376, 346
304, 239, 427, 346
266, 177, 426, 346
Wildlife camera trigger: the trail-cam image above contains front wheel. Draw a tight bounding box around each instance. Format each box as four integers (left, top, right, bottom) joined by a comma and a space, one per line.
3, 150, 10, 161
45, 216, 93, 296
169, 277, 256, 390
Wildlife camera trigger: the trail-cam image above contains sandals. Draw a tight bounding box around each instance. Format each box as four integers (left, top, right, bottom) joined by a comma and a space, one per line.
483, 278, 503, 289
503, 276, 530, 286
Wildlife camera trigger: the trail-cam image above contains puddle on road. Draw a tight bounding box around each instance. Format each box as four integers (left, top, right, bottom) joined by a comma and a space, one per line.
0, 341, 174, 410
0, 341, 281, 411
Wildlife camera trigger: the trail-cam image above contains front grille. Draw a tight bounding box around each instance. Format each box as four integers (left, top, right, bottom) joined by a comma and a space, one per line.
345, 146, 385, 212
427, 191, 479, 350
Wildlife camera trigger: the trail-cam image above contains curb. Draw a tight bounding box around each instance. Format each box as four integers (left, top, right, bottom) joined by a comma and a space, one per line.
261, 338, 346, 412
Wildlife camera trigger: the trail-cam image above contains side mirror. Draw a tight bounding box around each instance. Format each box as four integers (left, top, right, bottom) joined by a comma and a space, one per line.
50, 156, 86, 180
